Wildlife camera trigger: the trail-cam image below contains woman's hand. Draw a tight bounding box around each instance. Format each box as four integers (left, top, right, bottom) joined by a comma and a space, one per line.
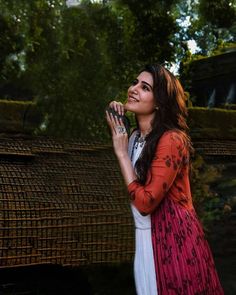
106, 105, 128, 158
106, 101, 137, 186
108, 101, 126, 116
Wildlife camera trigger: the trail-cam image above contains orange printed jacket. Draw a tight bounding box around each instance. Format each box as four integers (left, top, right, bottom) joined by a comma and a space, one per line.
127, 131, 193, 215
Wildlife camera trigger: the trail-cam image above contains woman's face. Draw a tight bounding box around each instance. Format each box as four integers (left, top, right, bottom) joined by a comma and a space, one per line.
124, 71, 156, 115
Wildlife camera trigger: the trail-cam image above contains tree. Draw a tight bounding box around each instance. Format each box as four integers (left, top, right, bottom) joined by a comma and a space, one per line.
0, 0, 180, 140
31, 2, 114, 139
174, 0, 236, 56
1, 0, 234, 140
199, 0, 235, 29
0, 1, 114, 139
0, 0, 29, 99
177, 0, 236, 98
0, 0, 66, 100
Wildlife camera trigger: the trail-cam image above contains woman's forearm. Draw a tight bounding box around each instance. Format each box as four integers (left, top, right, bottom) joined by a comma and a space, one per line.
116, 153, 137, 186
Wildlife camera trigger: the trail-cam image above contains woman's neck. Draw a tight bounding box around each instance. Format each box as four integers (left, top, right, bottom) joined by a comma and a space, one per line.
137, 115, 153, 138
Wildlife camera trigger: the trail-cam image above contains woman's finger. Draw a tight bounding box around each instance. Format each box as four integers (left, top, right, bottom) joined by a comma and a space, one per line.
105, 111, 112, 128
108, 112, 126, 136
109, 101, 116, 108
106, 106, 127, 136
109, 112, 119, 133
109, 101, 124, 116
118, 116, 125, 127
117, 102, 124, 116
109, 101, 118, 112
114, 103, 119, 114
113, 115, 127, 136
113, 113, 122, 127
106, 111, 116, 135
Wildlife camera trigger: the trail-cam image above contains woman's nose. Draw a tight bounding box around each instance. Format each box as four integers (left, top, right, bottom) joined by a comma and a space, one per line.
130, 84, 138, 93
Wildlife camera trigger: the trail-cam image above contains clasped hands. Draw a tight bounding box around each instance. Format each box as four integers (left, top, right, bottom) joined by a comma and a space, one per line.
105, 101, 129, 158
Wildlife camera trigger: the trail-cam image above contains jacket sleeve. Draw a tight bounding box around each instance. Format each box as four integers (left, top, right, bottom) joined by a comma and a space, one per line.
127, 131, 186, 214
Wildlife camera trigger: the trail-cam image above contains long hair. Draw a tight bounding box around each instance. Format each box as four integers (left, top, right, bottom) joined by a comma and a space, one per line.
134, 64, 194, 185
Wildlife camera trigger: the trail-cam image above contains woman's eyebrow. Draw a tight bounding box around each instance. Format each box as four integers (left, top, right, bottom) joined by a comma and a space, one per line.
142, 81, 153, 90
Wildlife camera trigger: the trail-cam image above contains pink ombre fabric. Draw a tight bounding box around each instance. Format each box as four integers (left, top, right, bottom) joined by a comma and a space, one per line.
151, 197, 224, 294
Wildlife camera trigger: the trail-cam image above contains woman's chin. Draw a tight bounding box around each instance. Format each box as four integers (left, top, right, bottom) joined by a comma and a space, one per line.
124, 102, 136, 113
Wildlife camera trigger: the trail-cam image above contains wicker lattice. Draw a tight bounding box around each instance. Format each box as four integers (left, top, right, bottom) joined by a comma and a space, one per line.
193, 139, 236, 157
0, 137, 134, 268
1, 136, 236, 268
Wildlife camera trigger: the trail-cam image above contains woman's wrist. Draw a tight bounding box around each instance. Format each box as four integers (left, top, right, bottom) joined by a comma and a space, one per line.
116, 152, 137, 186
115, 151, 129, 160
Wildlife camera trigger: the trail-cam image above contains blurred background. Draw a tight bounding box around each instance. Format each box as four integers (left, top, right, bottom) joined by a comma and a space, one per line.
0, 0, 235, 140
0, 0, 235, 294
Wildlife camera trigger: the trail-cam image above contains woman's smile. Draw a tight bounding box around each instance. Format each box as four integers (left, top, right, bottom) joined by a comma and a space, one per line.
125, 71, 155, 115
128, 95, 139, 102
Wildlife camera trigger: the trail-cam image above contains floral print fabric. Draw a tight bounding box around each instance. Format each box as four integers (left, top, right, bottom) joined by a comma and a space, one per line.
152, 197, 224, 294
127, 131, 193, 214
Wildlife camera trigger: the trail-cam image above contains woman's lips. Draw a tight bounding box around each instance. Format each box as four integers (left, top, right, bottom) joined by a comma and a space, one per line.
128, 95, 138, 102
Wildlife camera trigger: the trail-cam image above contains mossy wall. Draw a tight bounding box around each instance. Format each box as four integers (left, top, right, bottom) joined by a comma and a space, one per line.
188, 107, 236, 139
0, 100, 42, 134
1, 100, 236, 141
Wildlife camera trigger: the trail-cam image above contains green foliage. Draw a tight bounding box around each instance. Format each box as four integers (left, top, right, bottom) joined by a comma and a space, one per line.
191, 154, 223, 227
174, 0, 235, 58
116, 0, 178, 66
199, 0, 236, 29
0, 0, 66, 100
195, 0, 236, 54
33, 4, 114, 139
0, 0, 235, 140
0, 0, 179, 140
210, 41, 236, 56
188, 107, 236, 139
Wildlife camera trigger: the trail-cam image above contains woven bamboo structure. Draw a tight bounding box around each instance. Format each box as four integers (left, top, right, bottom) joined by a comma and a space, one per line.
1, 135, 236, 269
0, 137, 134, 268
192, 138, 236, 158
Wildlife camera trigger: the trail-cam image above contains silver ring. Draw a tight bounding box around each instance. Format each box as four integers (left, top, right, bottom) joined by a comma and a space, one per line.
116, 126, 126, 134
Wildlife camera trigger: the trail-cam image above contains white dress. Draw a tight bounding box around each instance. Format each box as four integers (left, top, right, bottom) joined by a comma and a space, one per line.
128, 130, 158, 295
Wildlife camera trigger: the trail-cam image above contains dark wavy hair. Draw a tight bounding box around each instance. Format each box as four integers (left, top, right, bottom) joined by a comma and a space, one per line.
134, 64, 194, 185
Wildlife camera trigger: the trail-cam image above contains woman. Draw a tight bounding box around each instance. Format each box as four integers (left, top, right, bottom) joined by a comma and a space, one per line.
106, 64, 224, 295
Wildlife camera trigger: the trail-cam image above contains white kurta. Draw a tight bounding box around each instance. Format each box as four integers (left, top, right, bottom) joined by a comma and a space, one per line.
128, 131, 158, 295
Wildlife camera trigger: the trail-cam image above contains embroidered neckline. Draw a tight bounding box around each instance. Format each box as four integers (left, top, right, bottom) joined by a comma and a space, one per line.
131, 131, 146, 162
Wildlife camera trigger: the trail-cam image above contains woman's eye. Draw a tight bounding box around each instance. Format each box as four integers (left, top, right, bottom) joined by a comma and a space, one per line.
142, 85, 150, 91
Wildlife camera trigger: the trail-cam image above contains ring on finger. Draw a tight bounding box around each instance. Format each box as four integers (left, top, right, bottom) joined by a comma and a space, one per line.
116, 126, 126, 134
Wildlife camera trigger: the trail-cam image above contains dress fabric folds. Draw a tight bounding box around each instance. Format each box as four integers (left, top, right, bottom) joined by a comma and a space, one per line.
151, 197, 224, 295
128, 130, 224, 295
132, 204, 158, 295
128, 131, 158, 295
